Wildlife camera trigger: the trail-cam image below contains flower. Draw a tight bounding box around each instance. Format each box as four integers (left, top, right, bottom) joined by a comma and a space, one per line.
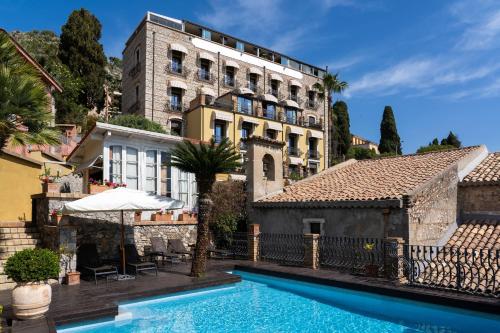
50, 209, 62, 216
364, 243, 375, 251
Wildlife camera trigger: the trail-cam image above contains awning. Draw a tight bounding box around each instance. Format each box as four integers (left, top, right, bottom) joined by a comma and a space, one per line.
308, 130, 323, 139
214, 111, 233, 122
248, 67, 263, 76
225, 60, 240, 69
283, 99, 300, 108
289, 157, 303, 165
269, 73, 283, 82
260, 94, 278, 103
235, 87, 254, 95
170, 43, 188, 54
266, 121, 282, 131
290, 79, 302, 88
74, 155, 102, 174
288, 126, 304, 135
200, 86, 216, 96
199, 51, 215, 62
170, 80, 187, 90
241, 116, 260, 125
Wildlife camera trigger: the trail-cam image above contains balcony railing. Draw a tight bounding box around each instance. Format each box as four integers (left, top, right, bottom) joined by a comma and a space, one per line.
305, 120, 323, 130
306, 99, 320, 109
167, 62, 190, 77
197, 69, 215, 84
286, 116, 298, 125
289, 94, 303, 105
267, 88, 284, 100
165, 101, 189, 113
127, 101, 140, 114
212, 135, 226, 144
128, 62, 141, 78
223, 76, 237, 88
288, 146, 301, 157
308, 150, 320, 159
237, 103, 253, 115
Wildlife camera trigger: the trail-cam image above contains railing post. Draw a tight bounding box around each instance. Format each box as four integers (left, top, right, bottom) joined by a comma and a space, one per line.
384, 237, 405, 282
248, 224, 260, 262
304, 233, 320, 270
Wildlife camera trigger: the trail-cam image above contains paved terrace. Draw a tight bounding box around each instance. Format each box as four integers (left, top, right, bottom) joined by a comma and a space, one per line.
1, 260, 498, 332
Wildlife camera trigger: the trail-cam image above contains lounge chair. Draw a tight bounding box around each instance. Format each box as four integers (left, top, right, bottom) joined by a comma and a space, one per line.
168, 239, 194, 259
124, 244, 158, 276
149, 237, 182, 265
77, 243, 118, 285
207, 244, 233, 259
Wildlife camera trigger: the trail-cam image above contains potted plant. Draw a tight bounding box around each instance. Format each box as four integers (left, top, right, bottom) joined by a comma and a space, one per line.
134, 211, 142, 222
87, 178, 107, 194
50, 209, 63, 225
4, 248, 60, 320
151, 208, 172, 222
178, 210, 197, 222
40, 167, 59, 193
364, 243, 378, 277
59, 244, 80, 285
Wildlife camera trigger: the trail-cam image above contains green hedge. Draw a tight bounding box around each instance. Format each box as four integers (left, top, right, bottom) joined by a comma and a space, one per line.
5, 248, 60, 283
109, 115, 166, 134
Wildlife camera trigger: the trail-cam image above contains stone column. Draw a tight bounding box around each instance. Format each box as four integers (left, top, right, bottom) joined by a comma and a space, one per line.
248, 224, 260, 262
304, 233, 320, 270
384, 237, 405, 282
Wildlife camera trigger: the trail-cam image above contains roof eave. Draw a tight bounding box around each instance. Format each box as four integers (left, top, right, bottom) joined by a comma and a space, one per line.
252, 199, 403, 209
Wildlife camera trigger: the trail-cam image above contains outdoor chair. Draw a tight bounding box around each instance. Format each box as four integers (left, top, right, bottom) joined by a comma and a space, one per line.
77, 243, 118, 285
149, 237, 182, 265
167, 239, 194, 259
207, 243, 233, 260
124, 244, 158, 276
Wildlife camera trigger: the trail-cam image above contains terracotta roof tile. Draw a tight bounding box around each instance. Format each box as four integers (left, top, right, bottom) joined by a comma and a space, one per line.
261, 147, 480, 203
462, 152, 500, 184
446, 219, 500, 250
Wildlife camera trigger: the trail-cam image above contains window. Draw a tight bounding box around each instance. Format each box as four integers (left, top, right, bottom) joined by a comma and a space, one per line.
248, 74, 258, 92
309, 162, 318, 176
263, 103, 276, 119
236, 41, 244, 51
310, 223, 321, 234
135, 48, 140, 65
178, 171, 189, 204
270, 80, 279, 97
202, 29, 211, 40
281, 56, 289, 66
289, 59, 300, 70
303, 218, 325, 234
145, 150, 157, 193
241, 122, 253, 140
170, 119, 182, 136
160, 152, 172, 197
109, 145, 122, 183
200, 59, 211, 80
266, 129, 277, 140
237, 96, 252, 114
214, 120, 226, 143
126, 147, 138, 189
309, 137, 318, 159
288, 134, 298, 156
308, 116, 316, 125
135, 85, 139, 102
170, 87, 183, 111
262, 154, 275, 181
171, 51, 183, 74
290, 85, 298, 101
191, 180, 198, 210
225, 66, 235, 86
286, 108, 297, 124
308, 91, 315, 107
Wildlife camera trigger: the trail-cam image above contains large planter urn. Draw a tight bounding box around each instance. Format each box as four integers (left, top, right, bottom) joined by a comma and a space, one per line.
66, 271, 80, 286
151, 212, 172, 222
42, 182, 59, 194
178, 212, 197, 222
87, 184, 109, 194
12, 282, 52, 320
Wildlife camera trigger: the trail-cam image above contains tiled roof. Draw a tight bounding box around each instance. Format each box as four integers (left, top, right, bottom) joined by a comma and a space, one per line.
447, 219, 500, 250
261, 147, 480, 203
462, 153, 500, 184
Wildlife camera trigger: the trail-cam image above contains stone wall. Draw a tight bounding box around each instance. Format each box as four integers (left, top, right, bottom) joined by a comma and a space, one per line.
405, 166, 459, 245
134, 221, 197, 256
458, 184, 500, 215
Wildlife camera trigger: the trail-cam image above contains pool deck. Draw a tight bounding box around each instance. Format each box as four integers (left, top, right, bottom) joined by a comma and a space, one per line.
1, 259, 498, 332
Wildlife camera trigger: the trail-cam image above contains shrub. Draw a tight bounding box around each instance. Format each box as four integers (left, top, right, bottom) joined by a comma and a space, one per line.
109, 115, 166, 134
416, 144, 456, 154
5, 248, 60, 283
346, 147, 377, 160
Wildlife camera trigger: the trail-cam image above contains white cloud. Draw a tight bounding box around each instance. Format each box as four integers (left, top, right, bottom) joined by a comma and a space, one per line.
327, 55, 365, 71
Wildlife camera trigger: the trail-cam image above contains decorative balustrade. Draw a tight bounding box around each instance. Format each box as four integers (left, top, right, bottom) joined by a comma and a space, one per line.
212, 232, 248, 259
165, 101, 189, 113
259, 233, 305, 266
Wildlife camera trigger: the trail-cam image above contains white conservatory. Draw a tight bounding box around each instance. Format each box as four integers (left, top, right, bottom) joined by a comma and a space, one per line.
67, 122, 198, 212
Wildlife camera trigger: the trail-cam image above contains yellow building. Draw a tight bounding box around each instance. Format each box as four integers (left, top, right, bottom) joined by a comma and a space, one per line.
186, 93, 325, 177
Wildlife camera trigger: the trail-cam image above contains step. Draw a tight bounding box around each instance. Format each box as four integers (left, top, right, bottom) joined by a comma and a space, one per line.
0, 227, 38, 234
0, 239, 41, 246
0, 232, 40, 240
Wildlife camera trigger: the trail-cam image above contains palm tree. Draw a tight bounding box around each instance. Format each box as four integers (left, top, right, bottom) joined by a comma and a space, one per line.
0, 31, 60, 149
170, 137, 241, 277
313, 72, 348, 164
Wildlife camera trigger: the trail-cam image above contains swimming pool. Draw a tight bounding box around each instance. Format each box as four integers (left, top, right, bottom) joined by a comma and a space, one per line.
58, 270, 499, 332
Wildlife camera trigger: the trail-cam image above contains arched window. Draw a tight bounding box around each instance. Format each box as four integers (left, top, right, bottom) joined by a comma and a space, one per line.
262, 154, 275, 181
170, 119, 182, 136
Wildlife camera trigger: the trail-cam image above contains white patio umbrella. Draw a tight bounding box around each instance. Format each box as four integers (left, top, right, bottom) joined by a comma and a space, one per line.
63, 187, 184, 276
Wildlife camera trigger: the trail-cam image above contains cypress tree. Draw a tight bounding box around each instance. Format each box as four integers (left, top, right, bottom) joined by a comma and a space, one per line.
446, 131, 461, 148
332, 101, 351, 157
432, 138, 439, 145
59, 8, 107, 109
379, 106, 402, 155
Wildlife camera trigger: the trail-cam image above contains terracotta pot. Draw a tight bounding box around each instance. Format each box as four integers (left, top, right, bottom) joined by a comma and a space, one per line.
12, 282, 52, 320
365, 264, 379, 277
42, 182, 59, 193
50, 215, 62, 225
87, 184, 108, 194
66, 271, 80, 286
178, 213, 197, 222
151, 212, 172, 222
134, 211, 142, 222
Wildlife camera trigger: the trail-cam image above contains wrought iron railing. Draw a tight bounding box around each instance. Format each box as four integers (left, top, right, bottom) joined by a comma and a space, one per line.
166, 62, 190, 77
305, 121, 323, 130
403, 245, 499, 297
165, 101, 188, 113
212, 232, 248, 259
259, 233, 304, 265
319, 237, 386, 276
287, 146, 301, 157
223, 76, 237, 88
197, 69, 215, 83
308, 150, 320, 159
128, 62, 141, 78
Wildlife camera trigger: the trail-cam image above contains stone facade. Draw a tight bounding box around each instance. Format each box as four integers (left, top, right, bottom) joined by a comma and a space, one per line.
134, 222, 196, 256
458, 185, 500, 215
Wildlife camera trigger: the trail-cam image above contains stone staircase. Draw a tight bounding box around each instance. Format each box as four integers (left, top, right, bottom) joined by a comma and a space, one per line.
0, 223, 42, 290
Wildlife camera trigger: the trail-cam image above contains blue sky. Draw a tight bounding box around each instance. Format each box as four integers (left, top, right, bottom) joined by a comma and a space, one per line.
1, 0, 499, 152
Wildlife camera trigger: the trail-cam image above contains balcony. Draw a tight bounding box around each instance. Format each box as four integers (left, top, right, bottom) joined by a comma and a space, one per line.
165, 101, 189, 113
167, 62, 190, 78
306, 99, 320, 109
248, 83, 263, 94
289, 94, 303, 105
288, 146, 301, 157
127, 101, 140, 114
305, 120, 323, 130
223, 76, 237, 88
128, 62, 141, 78
267, 88, 284, 100
308, 150, 320, 160
197, 69, 215, 84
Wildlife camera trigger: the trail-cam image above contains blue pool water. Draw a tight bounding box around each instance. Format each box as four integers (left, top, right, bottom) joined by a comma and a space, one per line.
58, 270, 499, 333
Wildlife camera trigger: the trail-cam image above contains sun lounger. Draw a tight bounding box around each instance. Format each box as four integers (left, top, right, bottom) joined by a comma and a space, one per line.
124, 244, 158, 276
77, 243, 118, 285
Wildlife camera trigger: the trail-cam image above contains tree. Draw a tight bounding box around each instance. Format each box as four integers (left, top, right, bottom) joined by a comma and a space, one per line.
379, 106, 402, 155
0, 31, 59, 149
332, 101, 351, 157
346, 147, 377, 160
109, 115, 166, 134
432, 138, 439, 145
170, 138, 241, 277
59, 8, 107, 109
313, 72, 348, 163
445, 131, 461, 148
